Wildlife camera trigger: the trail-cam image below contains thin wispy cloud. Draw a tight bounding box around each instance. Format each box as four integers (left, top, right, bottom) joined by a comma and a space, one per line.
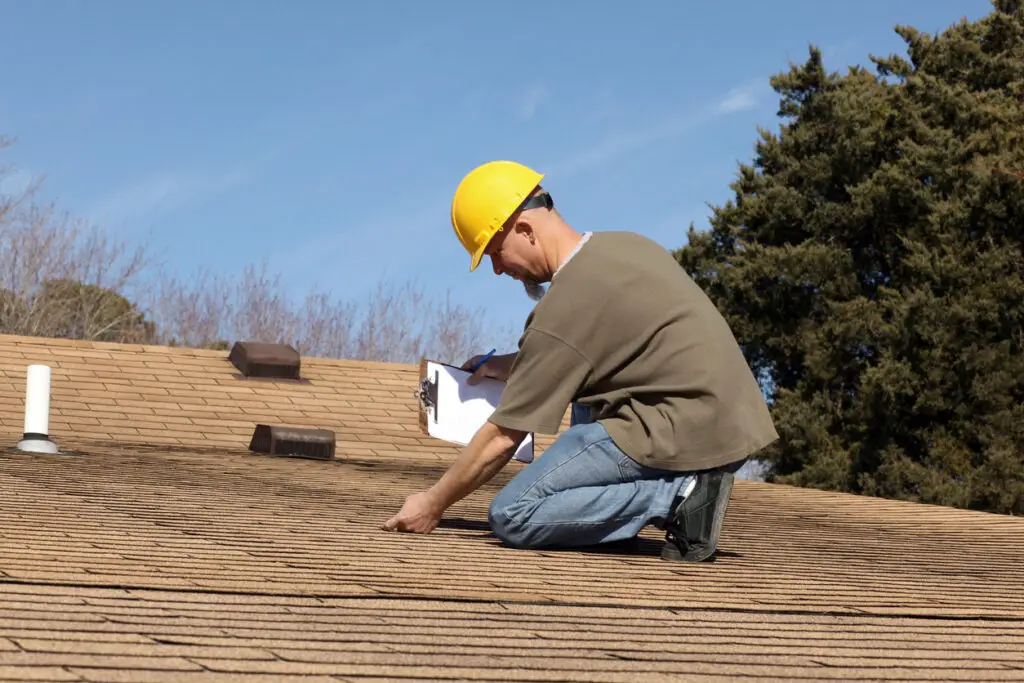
90, 172, 186, 223
459, 81, 550, 123
518, 83, 549, 121
290, 187, 450, 290
717, 80, 763, 113
86, 160, 263, 227
549, 78, 769, 177
82, 38, 429, 230
547, 118, 700, 177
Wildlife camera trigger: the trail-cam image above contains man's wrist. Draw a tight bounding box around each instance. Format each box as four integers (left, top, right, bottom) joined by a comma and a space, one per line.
498, 352, 517, 377
422, 486, 449, 513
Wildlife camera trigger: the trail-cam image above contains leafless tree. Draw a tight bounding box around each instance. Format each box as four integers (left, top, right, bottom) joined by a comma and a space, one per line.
143, 262, 515, 365
1, 137, 517, 364
1, 139, 152, 342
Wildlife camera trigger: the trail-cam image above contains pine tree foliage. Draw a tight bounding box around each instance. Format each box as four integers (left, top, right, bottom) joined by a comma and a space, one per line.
676, 0, 1023, 514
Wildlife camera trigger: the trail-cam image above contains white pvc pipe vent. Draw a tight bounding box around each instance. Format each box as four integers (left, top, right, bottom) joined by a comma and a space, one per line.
17, 364, 59, 454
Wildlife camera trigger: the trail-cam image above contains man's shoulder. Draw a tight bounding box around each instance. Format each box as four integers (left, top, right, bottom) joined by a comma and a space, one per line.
525, 232, 649, 332
554, 230, 677, 284
572, 230, 672, 266
597, 228, 666, 244
587, 229, 660, 248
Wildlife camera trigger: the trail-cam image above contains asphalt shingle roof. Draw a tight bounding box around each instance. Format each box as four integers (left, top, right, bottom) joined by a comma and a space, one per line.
0, 332, 1022, 682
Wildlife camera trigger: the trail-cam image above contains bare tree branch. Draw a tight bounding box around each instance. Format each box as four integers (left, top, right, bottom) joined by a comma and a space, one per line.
141, 264, 514, 364
1, 136, 517, 362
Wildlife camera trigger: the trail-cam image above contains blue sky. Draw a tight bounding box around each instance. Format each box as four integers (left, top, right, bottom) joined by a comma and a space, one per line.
0, 0, 997, 347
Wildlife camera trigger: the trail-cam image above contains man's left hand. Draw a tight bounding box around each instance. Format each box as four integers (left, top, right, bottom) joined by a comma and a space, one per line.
382, 491, 444, 534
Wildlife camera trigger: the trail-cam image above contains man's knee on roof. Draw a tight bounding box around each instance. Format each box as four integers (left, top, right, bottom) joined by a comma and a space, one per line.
488, 495, 536, 549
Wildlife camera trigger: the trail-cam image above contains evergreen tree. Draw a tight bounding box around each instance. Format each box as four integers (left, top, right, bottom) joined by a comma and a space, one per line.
676, 0, 1023, 515
0, 278, 157, 344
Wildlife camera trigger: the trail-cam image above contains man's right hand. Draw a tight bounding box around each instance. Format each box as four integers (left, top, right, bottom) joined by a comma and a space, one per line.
462, 352, 515, 385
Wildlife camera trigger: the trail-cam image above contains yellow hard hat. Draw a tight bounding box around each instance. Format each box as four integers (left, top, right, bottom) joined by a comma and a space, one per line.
450, 160, 545, 271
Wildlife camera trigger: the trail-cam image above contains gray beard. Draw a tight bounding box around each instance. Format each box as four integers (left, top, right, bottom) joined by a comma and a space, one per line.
523, 279, 547, 301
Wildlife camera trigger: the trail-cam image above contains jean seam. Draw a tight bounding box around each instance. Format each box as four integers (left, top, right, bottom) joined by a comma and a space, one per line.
498, 435, 614, 523
515, 509, 652, 529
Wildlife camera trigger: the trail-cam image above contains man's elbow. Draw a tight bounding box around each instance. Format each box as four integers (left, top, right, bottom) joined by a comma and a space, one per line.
483, 420, 527, 452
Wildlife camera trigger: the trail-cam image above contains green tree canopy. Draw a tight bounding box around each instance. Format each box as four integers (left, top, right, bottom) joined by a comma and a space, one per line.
676, 0, 1023, 514
0, 278, 156, 344
34, 278, 156, 344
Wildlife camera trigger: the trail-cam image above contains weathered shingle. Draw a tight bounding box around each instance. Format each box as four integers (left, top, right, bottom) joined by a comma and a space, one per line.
0, 332, 1022, 682
0, 334, 566, 458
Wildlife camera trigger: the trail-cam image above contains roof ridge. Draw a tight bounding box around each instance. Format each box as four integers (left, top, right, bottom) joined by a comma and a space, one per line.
0, 332, 420, 370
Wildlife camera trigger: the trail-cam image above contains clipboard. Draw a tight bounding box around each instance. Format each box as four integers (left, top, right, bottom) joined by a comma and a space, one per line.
415, 358, 534, 463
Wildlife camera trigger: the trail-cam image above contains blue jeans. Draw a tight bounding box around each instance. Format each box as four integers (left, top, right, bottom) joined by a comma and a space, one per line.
488, 404, 696, 549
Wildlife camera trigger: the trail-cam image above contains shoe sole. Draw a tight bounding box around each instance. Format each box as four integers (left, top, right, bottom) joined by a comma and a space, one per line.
661, 471, 735, 563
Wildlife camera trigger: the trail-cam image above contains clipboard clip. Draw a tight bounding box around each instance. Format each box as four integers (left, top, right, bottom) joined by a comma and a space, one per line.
414, 369, 439, 423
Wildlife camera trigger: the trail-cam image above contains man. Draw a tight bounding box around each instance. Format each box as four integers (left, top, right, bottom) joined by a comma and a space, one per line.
382, 160, 777, 562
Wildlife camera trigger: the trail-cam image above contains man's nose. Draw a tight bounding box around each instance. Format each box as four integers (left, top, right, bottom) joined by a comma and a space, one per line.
490, 255, 503, 276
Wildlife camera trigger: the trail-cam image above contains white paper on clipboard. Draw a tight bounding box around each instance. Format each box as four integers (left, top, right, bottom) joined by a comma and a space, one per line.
416, 359, 534, 463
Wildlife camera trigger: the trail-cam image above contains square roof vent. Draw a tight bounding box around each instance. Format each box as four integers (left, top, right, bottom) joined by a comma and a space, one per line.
228, 341, 301, 380
248, 424, 336, 460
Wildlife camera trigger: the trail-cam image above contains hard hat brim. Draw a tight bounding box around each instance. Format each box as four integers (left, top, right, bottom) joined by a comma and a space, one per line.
469, 245, 486, 272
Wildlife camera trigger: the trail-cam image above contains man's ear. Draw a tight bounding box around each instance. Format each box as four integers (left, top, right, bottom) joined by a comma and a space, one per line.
513, 218, 536, 244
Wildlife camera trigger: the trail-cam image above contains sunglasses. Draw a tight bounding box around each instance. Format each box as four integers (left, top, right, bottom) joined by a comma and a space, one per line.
516, 192, 554, 212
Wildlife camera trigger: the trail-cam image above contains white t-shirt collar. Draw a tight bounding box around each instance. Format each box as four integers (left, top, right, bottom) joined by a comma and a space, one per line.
552, 232, 592, 279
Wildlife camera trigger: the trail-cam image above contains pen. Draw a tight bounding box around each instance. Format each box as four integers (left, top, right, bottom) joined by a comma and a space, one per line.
470, 348, 496, 373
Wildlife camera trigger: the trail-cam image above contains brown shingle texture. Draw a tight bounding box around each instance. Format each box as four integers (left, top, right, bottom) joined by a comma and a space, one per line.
0, 333, 1022, 681
0, 334, 568, 458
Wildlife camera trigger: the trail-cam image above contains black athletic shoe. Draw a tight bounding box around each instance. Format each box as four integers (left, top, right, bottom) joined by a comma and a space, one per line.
661, 470, 735, 563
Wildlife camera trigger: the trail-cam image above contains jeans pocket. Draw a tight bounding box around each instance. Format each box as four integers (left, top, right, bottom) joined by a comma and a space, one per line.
616, 451, 646, 482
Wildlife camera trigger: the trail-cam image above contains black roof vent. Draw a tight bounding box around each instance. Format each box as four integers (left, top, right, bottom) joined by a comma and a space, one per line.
248, 424, 336, 461
229, 341, 301, 380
